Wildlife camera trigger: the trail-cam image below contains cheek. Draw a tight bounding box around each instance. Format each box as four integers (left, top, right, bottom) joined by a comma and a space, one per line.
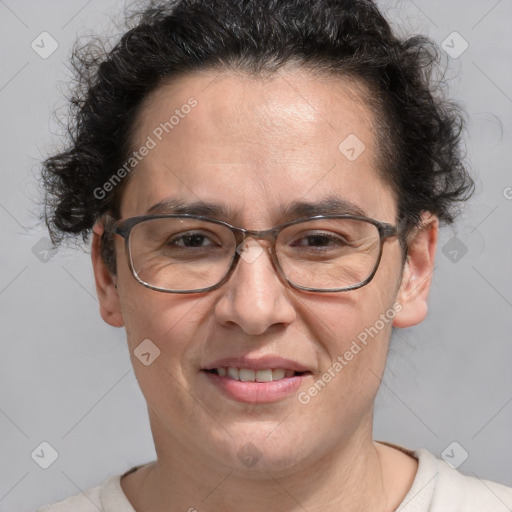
299, 255, 402, 404
118, 276, 216, 401
121, 292, 201, 354
295, 299, 394, 440
115, 239, 200, 355
316, 292, 394, 372
119, 292, 210, 419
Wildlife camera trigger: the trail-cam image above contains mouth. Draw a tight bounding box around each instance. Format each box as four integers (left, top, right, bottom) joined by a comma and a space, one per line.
203, 367, 310, 382
201, 365, 312, 403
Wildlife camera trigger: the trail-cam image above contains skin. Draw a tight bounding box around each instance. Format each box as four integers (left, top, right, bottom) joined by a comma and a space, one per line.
91, 67, 438, 511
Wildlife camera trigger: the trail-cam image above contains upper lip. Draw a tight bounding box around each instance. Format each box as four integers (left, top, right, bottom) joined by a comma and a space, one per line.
202, 356, 311, 373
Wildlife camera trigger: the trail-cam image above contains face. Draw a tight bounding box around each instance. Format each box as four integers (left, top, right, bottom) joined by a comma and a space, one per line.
92, 67, 437, 477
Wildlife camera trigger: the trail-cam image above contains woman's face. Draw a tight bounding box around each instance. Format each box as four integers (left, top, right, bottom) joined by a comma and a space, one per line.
93, 68, 435, 475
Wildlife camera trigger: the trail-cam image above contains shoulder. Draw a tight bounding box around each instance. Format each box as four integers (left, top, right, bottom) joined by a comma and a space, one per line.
35, 469, 138, 512
387, 441, 512, 512
35, 483, 103, 512
429, 450, 512, 510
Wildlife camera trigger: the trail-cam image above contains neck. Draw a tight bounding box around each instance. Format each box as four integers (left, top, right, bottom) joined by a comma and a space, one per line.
122, 416, 400, 512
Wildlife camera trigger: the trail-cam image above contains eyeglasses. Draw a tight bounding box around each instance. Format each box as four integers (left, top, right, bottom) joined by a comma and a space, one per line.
104, 214, 401, 294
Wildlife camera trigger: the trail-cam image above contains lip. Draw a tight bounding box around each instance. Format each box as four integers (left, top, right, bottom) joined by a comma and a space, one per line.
202, 356, 310, 373
202, 371, 310, 403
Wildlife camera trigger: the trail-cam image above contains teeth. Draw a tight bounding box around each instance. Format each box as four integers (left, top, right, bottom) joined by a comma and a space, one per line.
256, 369, 273, 382
239, 369, 255, 382
227, 367, 239, 380
216, 367, 295, 382
272, 368, 286, 380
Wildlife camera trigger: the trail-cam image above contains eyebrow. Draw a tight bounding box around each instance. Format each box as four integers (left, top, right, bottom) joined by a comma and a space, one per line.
145, 195, 367, 221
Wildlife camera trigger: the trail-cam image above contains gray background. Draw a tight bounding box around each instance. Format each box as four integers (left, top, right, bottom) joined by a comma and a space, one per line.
0, 0, 511, 510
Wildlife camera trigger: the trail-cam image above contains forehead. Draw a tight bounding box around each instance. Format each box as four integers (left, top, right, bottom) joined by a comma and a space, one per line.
121, 68, 396, 225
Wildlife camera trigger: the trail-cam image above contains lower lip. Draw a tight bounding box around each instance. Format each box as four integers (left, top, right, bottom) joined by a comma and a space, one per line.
202, 371, 309, 403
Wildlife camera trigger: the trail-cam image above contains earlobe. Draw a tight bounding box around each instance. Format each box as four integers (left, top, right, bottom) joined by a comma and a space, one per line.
91, 220, 124, 328
392, 213, 438, 329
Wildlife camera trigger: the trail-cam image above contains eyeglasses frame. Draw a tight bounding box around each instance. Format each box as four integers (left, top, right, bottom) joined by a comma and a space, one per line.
103, 213, 402, 294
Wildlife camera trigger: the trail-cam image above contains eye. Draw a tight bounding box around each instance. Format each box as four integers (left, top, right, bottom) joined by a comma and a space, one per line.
168, 231, 219, 248
291, 231, 349, 249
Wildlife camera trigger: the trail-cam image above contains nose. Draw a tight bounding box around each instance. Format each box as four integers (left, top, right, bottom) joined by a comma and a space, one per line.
213, 238, 296, 335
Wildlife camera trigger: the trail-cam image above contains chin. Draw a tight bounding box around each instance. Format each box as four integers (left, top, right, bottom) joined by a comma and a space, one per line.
208, 425, 317, 476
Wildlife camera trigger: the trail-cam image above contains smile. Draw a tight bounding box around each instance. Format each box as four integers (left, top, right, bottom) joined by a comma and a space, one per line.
205, 367, 306, 382
202, 368, 311, 403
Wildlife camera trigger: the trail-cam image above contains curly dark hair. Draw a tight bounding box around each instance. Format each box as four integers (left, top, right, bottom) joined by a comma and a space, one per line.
40, 0, 474, 274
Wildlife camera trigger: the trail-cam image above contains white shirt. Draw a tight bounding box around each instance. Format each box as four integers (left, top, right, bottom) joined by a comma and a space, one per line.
36, 442, 512, 511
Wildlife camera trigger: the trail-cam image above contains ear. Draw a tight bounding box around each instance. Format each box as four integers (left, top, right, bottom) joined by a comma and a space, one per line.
393, 212, 438, 328
91, 220, 124, 328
